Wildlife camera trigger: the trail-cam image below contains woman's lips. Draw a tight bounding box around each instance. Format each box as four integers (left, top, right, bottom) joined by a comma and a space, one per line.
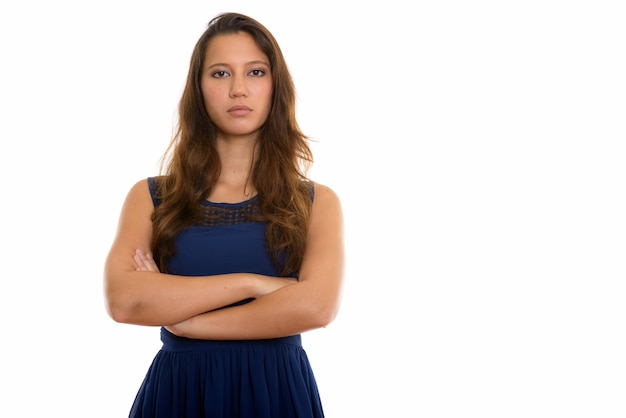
228, 105, 252, 116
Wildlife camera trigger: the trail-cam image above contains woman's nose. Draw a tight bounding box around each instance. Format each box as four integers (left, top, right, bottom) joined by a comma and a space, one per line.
229, 75, 248, 97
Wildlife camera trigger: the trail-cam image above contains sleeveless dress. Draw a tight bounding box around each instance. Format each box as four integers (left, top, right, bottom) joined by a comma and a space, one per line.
129, 177, 324, 418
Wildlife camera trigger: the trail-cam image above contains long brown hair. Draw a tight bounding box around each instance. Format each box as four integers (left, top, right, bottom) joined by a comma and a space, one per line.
151, 12, 313, 276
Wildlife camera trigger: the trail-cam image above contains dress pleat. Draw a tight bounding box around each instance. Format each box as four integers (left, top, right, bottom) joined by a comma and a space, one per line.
129, 328, 324, 418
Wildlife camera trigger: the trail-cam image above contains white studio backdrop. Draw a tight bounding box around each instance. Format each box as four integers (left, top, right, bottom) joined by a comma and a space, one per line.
0, 1, 624, 417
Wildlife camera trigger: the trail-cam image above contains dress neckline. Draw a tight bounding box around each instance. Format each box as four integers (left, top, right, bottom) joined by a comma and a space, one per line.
203, 194, 259, 207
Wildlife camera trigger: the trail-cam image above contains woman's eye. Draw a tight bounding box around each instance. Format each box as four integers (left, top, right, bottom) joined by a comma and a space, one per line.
212, 70, 229, 78
249, 69, 266, 77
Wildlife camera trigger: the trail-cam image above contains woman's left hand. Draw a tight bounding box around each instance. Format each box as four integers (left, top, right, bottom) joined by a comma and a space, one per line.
134, 249, 160, 272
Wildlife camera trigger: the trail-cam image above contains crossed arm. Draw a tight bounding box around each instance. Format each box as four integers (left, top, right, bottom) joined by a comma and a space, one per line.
103, 179, 345, 340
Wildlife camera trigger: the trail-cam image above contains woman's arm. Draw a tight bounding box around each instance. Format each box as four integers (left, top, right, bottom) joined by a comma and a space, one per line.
103, 179, 293, 326
167, 182, 345, 339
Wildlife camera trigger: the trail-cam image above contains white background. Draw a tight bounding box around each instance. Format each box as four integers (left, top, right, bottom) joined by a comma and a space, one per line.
1, 1, 625, 417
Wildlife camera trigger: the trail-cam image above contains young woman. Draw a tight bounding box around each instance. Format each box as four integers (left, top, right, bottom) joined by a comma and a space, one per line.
104, 12, 344, 418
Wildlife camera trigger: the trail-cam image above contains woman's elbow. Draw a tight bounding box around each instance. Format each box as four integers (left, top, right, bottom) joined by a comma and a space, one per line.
104, 290, 143, 324
106, 303, 131, 324
310, 299, 341, 329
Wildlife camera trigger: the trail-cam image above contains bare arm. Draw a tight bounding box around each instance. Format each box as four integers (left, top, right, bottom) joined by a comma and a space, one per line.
167, 183, 345, 339
103, 179, 293, 326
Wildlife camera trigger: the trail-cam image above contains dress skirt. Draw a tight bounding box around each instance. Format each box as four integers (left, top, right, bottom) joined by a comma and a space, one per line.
129, 328, 324, 418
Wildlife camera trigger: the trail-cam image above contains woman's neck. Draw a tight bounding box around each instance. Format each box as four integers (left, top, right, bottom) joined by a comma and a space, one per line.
210, 137, 257, 202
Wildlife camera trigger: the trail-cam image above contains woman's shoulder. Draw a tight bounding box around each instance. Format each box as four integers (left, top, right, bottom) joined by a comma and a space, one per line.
311, 181, 342, 210
307, 181, 343, 244
312, 181, 339, 197
124, 177, 158, 207
126, 177, 150, 195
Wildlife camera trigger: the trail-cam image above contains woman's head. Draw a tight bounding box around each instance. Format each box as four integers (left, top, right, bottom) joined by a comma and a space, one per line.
180, 12, 297, 139
164, 12, 311, 194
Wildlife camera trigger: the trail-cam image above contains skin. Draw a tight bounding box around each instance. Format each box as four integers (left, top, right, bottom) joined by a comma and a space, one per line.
104, 32, 345, 340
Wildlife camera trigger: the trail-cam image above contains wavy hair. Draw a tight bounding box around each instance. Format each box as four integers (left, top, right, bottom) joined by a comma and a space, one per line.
150, 12, 313, 276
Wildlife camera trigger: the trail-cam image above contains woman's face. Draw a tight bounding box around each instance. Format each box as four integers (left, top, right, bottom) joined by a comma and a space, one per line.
201, 32, 273, 139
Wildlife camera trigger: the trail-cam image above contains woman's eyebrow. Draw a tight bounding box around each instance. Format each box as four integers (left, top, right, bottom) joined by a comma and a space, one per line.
206, 60, 269, 69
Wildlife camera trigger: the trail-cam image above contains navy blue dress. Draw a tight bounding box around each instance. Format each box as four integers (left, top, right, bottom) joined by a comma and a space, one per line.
129, 177, 323, 418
